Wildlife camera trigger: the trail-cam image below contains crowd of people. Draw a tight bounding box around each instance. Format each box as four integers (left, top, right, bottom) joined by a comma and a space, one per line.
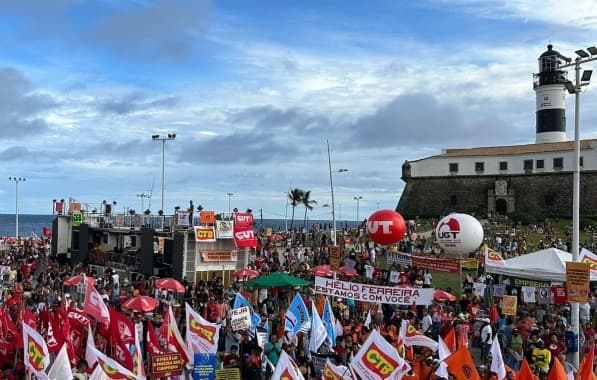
1, 216, 596, 379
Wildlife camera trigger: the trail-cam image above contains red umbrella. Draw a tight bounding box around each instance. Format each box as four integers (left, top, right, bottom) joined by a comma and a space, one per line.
312, 265, 333, 277
339, 267, 357, 277
155, 278, 185, 293
434, 289, 456, 302
271, 233, 284, 241
63, 275, 96, 286
234, 268, 259, 280
122, 296, 159, 312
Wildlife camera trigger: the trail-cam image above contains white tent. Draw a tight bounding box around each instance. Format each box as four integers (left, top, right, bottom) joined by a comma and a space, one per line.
485, 247, 597, 282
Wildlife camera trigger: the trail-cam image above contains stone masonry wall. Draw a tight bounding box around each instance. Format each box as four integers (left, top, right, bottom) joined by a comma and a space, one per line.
397, 171, 597, 218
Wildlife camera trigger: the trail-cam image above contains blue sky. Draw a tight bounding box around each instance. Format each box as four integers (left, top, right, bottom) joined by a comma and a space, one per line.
1, 0, 597, 220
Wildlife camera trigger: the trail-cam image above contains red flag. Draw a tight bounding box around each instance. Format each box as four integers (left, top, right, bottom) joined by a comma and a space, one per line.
42, 226, 53, 237
21, 308, 37, 329
547, 358, 567, 380
46, 312, 66, 354
109, 307, 135, 345
444, 345, 481, 380
67, 307, 91, 328
83, 282, 110, 327
113, 329, 134, 371
443, 327, 457, 352
39, 308, 51, 334
578, 345, 597, 380
517, 358, 538, 380
147, 320, 162, 355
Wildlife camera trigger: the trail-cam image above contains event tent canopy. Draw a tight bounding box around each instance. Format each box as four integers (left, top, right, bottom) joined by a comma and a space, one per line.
245, 272, 311, 289
485, 247, 597, 282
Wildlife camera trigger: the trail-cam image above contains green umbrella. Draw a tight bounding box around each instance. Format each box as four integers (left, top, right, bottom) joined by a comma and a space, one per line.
244, 271, 311, 289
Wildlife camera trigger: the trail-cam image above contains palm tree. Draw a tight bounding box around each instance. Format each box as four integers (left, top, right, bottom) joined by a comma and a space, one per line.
288, 188, 304, 230
301, 190, 317, 228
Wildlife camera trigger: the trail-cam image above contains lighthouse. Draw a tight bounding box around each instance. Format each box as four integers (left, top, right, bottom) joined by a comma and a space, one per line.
534, 44, 571, 143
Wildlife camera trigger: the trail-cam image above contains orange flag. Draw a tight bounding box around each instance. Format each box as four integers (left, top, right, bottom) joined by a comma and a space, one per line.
517, 358, 538, 380
578, 346, 597, 380
547, 358, 568, 380
444, 345, 481, 380
443, 327, 456, 352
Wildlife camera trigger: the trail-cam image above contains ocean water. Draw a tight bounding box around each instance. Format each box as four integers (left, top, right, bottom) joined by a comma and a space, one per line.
0, 214, 358, 238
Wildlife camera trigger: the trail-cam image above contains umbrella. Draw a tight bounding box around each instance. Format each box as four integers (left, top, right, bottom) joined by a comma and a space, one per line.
245, 272, 311, 289
312, 265, 333, 277
233, 268, 260, 280
122, 296, 159, 312
63, 275, 96, 286
338, 267, 357, 277
271, 233, 284, 241
434, 289, 456, 302
155, 278, 185, 293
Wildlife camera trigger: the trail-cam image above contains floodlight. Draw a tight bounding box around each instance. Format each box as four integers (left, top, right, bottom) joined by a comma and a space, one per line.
581, 70, 593, 83
587, 46, 597, 55
576, 49, 590, 58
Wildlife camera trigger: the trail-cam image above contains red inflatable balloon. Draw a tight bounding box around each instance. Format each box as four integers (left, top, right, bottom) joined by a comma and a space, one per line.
366, 210, 406, 245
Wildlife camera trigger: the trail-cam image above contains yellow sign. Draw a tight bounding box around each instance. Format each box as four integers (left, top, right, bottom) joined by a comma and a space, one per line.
502, 295, 517, 316
215, 368, 241, 380
566, 262, 591, 302
461, 259, 479, 270
194, 227, 216, 242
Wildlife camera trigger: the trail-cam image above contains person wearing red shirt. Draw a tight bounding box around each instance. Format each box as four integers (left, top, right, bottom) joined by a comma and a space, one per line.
546, 333, 567, 360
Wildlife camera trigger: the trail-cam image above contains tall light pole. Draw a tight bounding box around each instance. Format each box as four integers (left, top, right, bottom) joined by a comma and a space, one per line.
354, 196, 363, 224
560, 45, 596, 367
152, 133, 176, 214
8, 177, 25, 238
327, 139, 348, 246
137, 193, 149, 211
227, 192, 234, 214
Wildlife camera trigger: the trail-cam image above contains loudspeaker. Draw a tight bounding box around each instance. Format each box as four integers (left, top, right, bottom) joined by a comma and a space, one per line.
51, 218, 58, 257
163, 239, 174, 264
78, 223, 89, 264
139, 228, 155, 275
171, 234, 184, 281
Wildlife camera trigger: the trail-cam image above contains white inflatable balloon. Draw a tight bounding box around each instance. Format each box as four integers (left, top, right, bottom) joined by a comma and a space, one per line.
435, 213, 483, 254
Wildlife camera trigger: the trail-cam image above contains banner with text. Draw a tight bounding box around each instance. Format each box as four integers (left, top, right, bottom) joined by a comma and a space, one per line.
566, 262, 591, 302
386, 252, 477, 274
329, 246, 341, 272
314, 276, 433, 305
502, 295, 517, 316
194, 227, 216, 242
231, 306, 252, 331
233, 212, 257, 248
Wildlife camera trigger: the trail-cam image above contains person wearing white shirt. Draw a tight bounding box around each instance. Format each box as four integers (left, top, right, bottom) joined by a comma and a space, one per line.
421, 309, 433, 336
480, 318, 493, 364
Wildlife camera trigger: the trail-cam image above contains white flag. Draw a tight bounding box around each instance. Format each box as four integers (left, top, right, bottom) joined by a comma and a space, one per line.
309, 303, 327, 353
85, 325, 98, 370
490, 338, 506, 380
435, 336, 450, 379
271, 351, 305, 380
23, 323, 50, 380
47, 344, 73, 380
364, 310, 372, 329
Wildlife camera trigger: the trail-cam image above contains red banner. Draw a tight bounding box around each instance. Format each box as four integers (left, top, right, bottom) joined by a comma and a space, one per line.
233, 213, 257, 248
411, 256, 460, 273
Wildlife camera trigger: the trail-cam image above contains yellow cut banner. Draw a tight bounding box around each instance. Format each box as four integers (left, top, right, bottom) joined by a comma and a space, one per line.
566, 262, 591, 302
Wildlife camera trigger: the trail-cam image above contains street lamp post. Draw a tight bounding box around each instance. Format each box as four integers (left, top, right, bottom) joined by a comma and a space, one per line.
137, 193, 149, 211
560, 45, 596, 368
327, 139, 348, 246
8, 177, 25, 238
354, 196, 363, 224
151, 133, 176, 214
227, 193, 234, 214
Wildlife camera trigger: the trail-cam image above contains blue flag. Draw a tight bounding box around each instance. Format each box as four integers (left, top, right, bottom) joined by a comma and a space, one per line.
285, 293, 309, 339
322, 297, 336, 347
234, 292, 253, 311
